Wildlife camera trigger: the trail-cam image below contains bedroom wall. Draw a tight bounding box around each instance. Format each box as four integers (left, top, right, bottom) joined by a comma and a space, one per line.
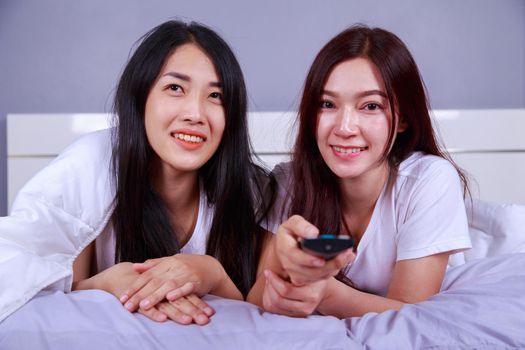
0, 0, 524, 215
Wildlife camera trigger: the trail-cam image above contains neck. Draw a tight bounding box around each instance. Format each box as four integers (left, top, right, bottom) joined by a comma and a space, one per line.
153, 165, 199, 211
151, 159, 200, 244
339, 162, 390, 219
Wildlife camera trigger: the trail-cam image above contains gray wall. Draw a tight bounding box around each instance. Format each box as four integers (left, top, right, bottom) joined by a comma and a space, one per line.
1, 0, 524, 215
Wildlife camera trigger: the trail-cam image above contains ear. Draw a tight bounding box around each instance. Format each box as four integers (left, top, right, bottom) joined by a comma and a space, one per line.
396, 118, 408, 133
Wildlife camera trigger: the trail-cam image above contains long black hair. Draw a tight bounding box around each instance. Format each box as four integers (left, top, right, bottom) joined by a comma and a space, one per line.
111, 20, 274, 296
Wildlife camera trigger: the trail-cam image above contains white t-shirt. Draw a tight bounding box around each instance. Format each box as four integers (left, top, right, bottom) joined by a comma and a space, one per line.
269, 152, 472, 296
95, 186, 214, 272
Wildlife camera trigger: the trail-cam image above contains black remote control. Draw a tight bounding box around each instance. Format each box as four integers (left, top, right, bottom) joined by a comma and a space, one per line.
300, 234, 354, 260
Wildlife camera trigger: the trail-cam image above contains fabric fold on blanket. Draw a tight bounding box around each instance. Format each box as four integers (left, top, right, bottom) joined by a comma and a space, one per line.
346, 253, 525, 349
2, 253, 525, 349
0, 292, 357, 350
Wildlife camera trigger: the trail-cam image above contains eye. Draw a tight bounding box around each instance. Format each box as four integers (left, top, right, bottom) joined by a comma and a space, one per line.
320, 100, 335, 109
167, 84, 183, 92
363, 103, 382, 111
209, 91, 223, 105
209, 91, 222, 100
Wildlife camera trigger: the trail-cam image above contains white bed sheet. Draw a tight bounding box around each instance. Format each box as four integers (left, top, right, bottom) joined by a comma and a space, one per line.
2, 253, 525, 350
0, 291, 355, 350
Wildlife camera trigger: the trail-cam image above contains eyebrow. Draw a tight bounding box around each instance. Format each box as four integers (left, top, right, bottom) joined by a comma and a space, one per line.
162, 72, 221, 88
322, 89, 387, 98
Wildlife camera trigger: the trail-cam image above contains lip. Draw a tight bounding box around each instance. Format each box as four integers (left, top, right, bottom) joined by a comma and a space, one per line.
171, 129, 207, 140
171, 129, 207, 150
331, 145, 368, 159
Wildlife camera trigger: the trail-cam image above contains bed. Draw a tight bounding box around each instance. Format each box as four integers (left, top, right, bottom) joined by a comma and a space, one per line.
7, 109, 525, 209
2, 110, 525, 349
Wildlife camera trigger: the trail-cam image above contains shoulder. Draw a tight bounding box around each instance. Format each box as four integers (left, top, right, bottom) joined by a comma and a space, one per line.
398, 152, 457, 179
389, 152, 465, 215
271, 161, 293, 187
395, 152, 461, 192
270, 161, 294, 201
262, 161, 293, 233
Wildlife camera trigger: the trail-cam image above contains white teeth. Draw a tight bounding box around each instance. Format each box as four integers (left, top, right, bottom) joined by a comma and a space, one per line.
333, 146, 366, 154
174, 133, 204, 143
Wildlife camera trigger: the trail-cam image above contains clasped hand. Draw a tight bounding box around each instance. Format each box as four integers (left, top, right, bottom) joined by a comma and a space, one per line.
102, 254, 220, 325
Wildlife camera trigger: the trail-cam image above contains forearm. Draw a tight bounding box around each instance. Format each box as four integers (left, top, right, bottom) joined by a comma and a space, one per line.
72, 242, 94, 287
205, 257, 242, 300
72, 273, 104, 291
209, 270, 243, 301
318, 278, 404, 318
246, 233, 285, 306
72, 262, 137, 297
246, 272, 265, 307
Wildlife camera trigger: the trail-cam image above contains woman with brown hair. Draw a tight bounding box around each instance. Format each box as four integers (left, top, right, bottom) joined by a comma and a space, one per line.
249, 25, 472, 318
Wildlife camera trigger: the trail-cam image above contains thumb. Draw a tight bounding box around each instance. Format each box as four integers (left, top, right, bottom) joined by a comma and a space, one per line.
280, 215, 319, 240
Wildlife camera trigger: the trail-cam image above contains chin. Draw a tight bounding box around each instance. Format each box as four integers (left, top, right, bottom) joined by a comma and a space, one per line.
325, 164, 361, 180
168, 159, 206, 173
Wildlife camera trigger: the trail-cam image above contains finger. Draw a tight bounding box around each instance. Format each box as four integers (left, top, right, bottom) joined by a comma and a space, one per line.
289, 271, 325, 286
157, 302, 193, 325
286, 247, 326, 269
279, 215, 319, 239
185, 294, 215, 317
328, 249, 355, 270
288, 266, 339, 286
138, 306, 168, 323
121, 259, 172, 303
166, 282, 195, 302
287, 249, 355, 284
276, 223, 325, 269
267, 269, 326, 312
139, 280, 180, 310
170, 296, 209, 325
133, 258, 163, 273
265, 270, 303, 302
263, 275, 288, 314
263, 275, 307, 317
119, 272, 153, 305
123, 278, 163, 312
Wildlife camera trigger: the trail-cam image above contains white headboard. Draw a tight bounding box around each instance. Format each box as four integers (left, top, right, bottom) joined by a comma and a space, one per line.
7, 109, 525, 211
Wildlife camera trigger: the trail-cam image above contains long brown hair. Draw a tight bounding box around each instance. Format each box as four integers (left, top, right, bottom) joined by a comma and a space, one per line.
290, 24, 468, 234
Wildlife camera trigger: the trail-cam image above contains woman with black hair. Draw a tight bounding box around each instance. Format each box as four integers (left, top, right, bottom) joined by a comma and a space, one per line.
248, 25, 472, 318
0, 20, 273, 325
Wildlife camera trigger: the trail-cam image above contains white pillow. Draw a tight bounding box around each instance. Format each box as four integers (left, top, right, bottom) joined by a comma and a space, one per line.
463, 199, 525, 261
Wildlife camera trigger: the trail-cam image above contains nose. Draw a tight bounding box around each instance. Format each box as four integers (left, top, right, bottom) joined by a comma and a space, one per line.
335, 106, 359, 136
181, 93, 205, 125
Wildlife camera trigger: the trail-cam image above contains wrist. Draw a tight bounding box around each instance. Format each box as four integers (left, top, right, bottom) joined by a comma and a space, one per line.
316, 277, 337, 315
72, 275, 99, 291
209, 256, 228, 293
207, 256, 243, 300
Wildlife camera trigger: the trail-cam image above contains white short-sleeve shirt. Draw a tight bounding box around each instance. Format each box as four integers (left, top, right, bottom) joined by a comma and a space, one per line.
96, 186, 214, 272
269, 152, 472, 296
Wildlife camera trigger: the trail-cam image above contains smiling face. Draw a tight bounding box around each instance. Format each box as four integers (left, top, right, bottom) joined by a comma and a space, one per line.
316, 57, 402, 183
144, 43, 225, 178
